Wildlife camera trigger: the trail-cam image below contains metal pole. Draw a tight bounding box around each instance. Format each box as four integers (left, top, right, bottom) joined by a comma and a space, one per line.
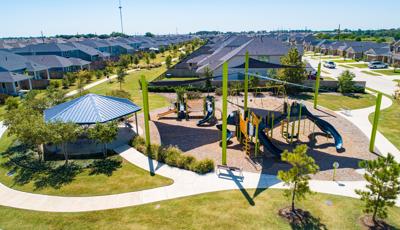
244, 51, 249, 113
369, 93, 382, 152
135, 112, 138, 135
141, 75, 151, 148
314, 62, 321, 109
221, 62, 228, 165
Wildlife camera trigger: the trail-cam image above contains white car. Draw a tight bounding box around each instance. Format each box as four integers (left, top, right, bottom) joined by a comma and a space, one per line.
368, 61, 388, 69
323, 61, 336, 69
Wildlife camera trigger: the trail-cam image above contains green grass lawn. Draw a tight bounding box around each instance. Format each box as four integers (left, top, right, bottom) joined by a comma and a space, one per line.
0, 189, 398, 230
0, 105, 6, 120
332, 59, 357, 63
339, 64, 355, 69
0, 133, 173, 196
347, 63, 369, 68
296, 93, 376, 111
88, 67, 170, 111
361, 70, 381, 76
372, 69, 400, 76
369, 95, 400, 150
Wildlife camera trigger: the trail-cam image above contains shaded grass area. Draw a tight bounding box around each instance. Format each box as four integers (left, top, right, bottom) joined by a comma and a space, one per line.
88, 67, 170, 111
347, 63, 368, 68
0, 189, 398, 230
361, 70, 381, 76
0, 133, 173, 196
339, 64, 355, 69
373, 69, 400, 76
332, 59, 357, 63
369, 96, 400, 150
295, 93, 376, 111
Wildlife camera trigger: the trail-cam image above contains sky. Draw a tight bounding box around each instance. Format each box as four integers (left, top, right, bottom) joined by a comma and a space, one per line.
1, 0, 400, 37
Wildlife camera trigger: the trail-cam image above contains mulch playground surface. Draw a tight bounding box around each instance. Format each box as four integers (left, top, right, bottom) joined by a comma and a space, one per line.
140, 93, 377, 181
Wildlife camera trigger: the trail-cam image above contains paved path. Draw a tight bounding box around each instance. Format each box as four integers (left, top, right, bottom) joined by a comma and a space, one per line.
0, 145, 399, 213
304, 57, 400, 94
334, 92, 400, 161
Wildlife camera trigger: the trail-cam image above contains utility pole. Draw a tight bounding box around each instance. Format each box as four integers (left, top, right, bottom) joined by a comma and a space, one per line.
40, 31, 45, 43
118, 0, 124, 34
337, 24, 341, 41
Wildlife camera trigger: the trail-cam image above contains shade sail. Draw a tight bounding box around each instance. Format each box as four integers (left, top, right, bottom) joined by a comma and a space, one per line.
44, 94, 141, 124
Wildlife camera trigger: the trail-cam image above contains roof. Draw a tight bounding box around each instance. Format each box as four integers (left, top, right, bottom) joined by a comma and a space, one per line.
44, 93, 141, 124
24, 55, 73, 68
66, 42, 103, 56
13, 42, 78, 54
0, 71, 32, 83
0, 50, 48, 72
68, 57, 91, 66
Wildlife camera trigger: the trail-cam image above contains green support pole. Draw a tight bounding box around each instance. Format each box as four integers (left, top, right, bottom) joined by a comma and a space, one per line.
244, 51, 249, 113
286, 107, 291, 142
141, 75, 151, 148
297, 104, 302, 137
314, 62, 321, 109
271, 113, 274, 138
369, 93, 382, 152
255, 123, 259, 156
221, 62, 228, 165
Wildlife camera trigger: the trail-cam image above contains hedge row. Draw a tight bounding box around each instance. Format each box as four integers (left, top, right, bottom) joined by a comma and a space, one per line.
131, 136, 214, 174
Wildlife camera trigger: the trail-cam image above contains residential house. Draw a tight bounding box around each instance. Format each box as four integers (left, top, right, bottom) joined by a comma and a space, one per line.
0, 71, 32, 95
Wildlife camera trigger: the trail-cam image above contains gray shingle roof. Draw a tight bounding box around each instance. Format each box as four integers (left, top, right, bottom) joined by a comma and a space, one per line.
24, 55, 73, 68
0, 71, 32, 83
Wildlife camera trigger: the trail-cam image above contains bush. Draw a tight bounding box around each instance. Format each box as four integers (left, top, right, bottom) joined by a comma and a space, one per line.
50, 80, 61, 88
0, 94, 10, 104
215, 88, 222, 96
338, 70, 356, 94
186, 91, 202, 99
130, 136, 214, 174
62, 78, 70, 89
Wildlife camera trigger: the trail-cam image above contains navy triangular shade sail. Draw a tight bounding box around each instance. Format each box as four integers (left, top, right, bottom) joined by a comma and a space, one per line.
231, 58, 300, 69
44, 94, 141, 124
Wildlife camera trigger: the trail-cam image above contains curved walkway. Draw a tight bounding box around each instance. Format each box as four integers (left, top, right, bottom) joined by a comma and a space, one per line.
333, 92, 400, 161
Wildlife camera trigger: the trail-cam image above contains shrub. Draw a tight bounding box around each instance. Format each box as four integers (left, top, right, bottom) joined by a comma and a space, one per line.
191, 159, 215, 174
163, 146, 182, 167
0, 94, 9, 105
131, 135, 145, 148
62, 78, 70, 89
177, 155, 196, 170
186, 91, 202, 99
50, 80, 61, 88
338, 70, 356, 94
215, 87, 222, 96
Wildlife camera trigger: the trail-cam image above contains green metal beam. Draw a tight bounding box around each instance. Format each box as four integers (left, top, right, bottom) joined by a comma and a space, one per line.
221, 62, 228, 165
369, 93, 382, 153
141, 75, 151, 148
244, 51, 249, 113
313, 62, 321, 109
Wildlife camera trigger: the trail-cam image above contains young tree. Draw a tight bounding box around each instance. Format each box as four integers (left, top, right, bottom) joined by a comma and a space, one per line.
277, 145, 319, 212
88, 122, 119, 157
149, 52, 156, 63
393, 63, 399, 73
116, 67, 126, 90
95, 70, 103, 79
355, 154, 400, 224
133, 55, 140, 68
338, 70, 356, 94
118, 54, 131, 69
277, 48, 306, 85
165, 55, 172, 69
203, 66, 213, 90
48, 122, 80, 164
4, 97, 19, 111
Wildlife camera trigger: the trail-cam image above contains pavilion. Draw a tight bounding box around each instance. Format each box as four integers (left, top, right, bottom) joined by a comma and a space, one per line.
44, 93, 141, 156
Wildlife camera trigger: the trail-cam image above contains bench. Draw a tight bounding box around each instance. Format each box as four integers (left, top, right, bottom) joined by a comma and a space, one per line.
340, 107, 352, 117
217, 164, 243, 178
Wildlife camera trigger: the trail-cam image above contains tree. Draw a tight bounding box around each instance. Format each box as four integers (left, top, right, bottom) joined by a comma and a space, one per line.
149, 52, 156, 63
393, 63, 399, 73
48, 122, 80, 164
277, 48, 306, 85
95, 70, 103, 79
116, 67, 126, 90
203, 66, 213, 90
355, 154, 400, 223
118, 54, 132, 69
5, 97, 19, 111
277, 145, 319, 212
165, 55, 172, 69
338, 70, 356, 94
4, 106, 49, 161
145, 32, 155, 37
133, 55, 140, 67
88, 122, 119, 157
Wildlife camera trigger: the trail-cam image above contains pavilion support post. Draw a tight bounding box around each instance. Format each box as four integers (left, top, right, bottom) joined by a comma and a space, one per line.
313, 62, 321, 109
244, 51, 249, 113
369, 93, 382, 153
141, 75, 151, 148
221, 62, 228, 165
135, 112, 139, 135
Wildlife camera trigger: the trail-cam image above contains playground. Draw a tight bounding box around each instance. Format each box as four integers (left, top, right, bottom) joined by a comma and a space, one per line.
145, 90, 376, 181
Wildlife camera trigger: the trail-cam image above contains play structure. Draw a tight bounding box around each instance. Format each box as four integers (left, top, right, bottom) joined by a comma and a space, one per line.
197, 96, 216, 126
157, 92, 191, 120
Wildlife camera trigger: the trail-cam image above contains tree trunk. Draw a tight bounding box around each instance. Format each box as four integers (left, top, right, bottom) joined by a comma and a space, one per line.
37, 144, 44, 162
291, 182, 297, 212
372, 194, 381, 223
103, 143, 107, 158
63, 143, 69, 165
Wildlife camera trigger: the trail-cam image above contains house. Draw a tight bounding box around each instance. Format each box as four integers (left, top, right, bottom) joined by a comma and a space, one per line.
0, 71, 32, 95
65, 42, 109, 69
24, 55, 90, 79
13, 42, 80, 58
365, 47, 392, 62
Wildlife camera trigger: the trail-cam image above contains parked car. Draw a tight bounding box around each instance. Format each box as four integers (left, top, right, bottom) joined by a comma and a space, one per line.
323, 61, 336, 69
368, 61, 388, 69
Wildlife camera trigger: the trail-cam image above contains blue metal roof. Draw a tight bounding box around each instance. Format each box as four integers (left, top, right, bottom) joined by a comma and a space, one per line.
44, 94, 141, 124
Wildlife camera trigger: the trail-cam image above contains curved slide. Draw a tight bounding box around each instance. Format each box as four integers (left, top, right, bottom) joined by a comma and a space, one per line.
302, 105, 343, 151
216, 112, 237, 142
197, 110, 214, 126
258, 121, 283, 158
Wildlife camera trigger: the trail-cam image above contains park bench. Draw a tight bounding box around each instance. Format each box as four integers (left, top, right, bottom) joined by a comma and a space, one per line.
216, 164, 243, 178
340, 107, 351, 117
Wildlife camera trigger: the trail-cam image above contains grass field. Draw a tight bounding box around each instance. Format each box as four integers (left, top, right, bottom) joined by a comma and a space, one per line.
361, 70, 381, 76
372, 69, 400, 76
0, 189, 398, 230
297, 93, 376, 111
347, 63, 369, 68
339, 64, 355, 69
88, 67, 170, 111
369, 94, 400, 150
331, 59, 357, 63
0, 133, 173, 196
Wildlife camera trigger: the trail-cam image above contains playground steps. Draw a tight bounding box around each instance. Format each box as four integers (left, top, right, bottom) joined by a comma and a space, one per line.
242, 136, 251, 156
